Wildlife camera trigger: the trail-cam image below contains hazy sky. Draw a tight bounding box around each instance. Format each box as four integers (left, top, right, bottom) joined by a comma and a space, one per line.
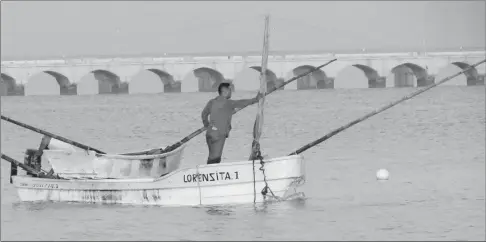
1, 1, 485, 59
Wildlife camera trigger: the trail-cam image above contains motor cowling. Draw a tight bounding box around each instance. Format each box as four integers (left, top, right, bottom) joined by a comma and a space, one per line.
24, 149, 42, 176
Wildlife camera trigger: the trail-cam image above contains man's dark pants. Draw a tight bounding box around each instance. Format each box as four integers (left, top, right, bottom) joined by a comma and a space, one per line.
206, 130, 227, 164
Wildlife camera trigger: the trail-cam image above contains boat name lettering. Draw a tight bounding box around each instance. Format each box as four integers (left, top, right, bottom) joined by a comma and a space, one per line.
32, 183, 59, 189
183, 171, 240, 183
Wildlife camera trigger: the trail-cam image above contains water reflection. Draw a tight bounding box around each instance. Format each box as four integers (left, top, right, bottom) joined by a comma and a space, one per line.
206, 206, 235, 216
202, 196, 309, 219
12, 201, 51, 212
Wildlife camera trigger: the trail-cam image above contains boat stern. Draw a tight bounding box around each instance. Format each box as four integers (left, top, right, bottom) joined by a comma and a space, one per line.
10, 175, 59, 202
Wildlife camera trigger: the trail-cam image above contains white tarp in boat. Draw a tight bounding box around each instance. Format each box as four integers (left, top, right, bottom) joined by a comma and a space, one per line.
42, 143, 186, 179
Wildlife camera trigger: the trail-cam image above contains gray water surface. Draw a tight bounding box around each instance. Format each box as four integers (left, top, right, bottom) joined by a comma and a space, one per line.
1, 87, 485, 241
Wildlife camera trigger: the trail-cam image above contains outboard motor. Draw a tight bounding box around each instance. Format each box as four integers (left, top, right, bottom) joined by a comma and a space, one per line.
24, 149, 42, 176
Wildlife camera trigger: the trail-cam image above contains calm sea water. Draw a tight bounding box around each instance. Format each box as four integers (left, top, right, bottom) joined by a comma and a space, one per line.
1, 87, 485, 241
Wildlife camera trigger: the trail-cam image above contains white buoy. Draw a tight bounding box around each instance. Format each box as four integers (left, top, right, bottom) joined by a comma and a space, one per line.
376, 169, 389, 180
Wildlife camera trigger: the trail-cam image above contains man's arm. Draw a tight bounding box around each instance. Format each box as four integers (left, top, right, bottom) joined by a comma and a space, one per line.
201, 99, 213, 127
230, 97, 258, 110
230, 92, 264, 109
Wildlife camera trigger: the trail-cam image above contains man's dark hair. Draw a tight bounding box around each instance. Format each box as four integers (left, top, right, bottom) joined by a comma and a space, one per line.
218, 82, 231, 94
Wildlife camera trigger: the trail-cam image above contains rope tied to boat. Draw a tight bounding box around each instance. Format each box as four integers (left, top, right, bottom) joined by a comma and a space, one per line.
251, 146, 281, 203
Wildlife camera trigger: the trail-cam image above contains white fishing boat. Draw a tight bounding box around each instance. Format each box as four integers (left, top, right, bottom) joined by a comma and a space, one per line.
10, 154, 305, 206
2, 14, 312, 207
42, 138, 186, 179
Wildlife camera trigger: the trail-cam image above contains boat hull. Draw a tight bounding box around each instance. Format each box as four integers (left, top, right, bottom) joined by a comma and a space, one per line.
12, 155, 305, 206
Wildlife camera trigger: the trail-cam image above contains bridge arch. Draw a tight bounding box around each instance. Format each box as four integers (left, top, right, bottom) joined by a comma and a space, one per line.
1, 73, 24, 96
77, 69, 122, 95
25, 71, 74, 96
129, 69, 181, 94
387, 63, 429, 87
182, 67, 230, 93
435, 62, 480, 86
233, 66, 278, 92
291, 65, 330, 90
334, 64, 381, 89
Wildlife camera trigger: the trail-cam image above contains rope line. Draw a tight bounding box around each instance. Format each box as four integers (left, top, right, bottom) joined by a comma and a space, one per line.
251, 148, 281, 204
252, 159, 256, 204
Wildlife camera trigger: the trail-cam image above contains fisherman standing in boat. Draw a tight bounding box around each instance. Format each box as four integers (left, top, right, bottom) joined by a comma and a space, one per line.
201, 82, 263, 164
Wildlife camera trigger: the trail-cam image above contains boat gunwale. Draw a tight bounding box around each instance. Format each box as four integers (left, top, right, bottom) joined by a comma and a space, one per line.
12, 176, 304, 190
